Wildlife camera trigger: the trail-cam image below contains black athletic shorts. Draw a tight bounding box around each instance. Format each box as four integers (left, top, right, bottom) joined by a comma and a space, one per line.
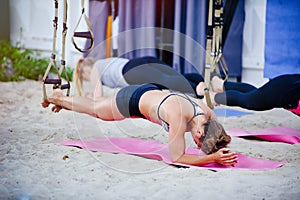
116, 83, 161, 118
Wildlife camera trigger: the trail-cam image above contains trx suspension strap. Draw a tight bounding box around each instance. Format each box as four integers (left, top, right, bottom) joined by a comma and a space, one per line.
214, 0, 229, 80
204, 0, 215, 109
42, 0, 70, 104
72, 0, 94, 53
59, 0, 71, 94
204, 0, 228, 109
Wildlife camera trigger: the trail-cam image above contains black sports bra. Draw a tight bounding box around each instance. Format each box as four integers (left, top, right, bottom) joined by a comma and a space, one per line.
157, 93, 205, 132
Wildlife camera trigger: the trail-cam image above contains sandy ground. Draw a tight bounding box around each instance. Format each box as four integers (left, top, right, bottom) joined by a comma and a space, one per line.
0, 80, 299, 200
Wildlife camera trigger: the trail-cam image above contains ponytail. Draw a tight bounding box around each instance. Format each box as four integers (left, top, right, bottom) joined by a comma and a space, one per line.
73, 58, 85, 96
73, 57, 96, 96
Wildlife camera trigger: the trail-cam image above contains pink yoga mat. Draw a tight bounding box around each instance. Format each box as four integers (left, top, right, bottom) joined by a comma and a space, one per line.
228, 127, 300, 144
60, 137, 286, 171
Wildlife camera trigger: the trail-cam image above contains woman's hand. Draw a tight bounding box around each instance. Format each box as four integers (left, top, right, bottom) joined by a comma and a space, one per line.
41, 89, 64, 113
47, 89, 63, 105
51, 105, 63, 113
41, 100, 50, 108
212, 148, 238, 167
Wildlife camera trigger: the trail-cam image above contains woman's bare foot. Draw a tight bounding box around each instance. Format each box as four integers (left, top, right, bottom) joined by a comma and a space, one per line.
211, 76, 224, 93
196, 82, 206, 96
202, 89, 218, 107
196, 82, 219, 107
196, 75, 225, 96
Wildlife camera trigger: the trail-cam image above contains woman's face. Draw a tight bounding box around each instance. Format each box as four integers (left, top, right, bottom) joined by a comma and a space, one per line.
189, 116, 208, 148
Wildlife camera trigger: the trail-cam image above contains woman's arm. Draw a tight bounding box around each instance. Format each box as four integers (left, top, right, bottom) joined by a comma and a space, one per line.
175, 148, 238, 166
168, 117, 237, 166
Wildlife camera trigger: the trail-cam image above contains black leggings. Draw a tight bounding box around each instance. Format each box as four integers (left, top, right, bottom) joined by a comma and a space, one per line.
122, 56, 199, 97
215, 74, 300, 110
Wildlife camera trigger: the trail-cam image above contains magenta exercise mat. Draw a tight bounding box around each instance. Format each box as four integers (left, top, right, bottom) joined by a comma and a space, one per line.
60, 137, 286, 171
228, 127, 300, 144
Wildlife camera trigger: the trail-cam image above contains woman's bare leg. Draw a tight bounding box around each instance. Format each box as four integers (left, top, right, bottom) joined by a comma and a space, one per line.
45, 89, 125, 121
93, 95, 125, 120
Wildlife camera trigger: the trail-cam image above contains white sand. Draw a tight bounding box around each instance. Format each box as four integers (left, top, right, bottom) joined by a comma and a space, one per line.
0, 80, 299, 200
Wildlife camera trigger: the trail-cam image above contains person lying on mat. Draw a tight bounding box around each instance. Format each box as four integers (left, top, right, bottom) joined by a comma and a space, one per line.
41, 83, 238, 167
73, 56, 203, 99
197, 74, 300, 116
75, 54, 300, 114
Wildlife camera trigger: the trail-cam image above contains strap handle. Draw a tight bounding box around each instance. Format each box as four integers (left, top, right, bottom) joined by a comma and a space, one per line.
59, 0, 71, 96
204, 0, 216, 109
204, 0, 229, 109
42, 0, 60, 103
43, 0, 71, 104
72, 0, 94, 53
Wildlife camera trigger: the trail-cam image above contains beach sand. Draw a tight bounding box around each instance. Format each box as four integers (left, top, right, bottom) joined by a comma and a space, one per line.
0, 80, 299, 200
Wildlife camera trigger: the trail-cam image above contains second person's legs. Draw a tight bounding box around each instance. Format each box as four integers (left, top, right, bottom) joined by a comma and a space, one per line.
122, 57, 196, 96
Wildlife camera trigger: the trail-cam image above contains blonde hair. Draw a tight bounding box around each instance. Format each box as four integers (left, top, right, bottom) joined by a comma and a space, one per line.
73, 57, 96, 96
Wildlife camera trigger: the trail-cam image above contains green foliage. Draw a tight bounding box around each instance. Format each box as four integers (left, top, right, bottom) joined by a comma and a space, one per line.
0, 40, 73, 82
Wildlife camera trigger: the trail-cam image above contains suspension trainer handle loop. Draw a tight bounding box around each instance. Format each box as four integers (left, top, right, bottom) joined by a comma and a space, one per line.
204, 0, 215, 109
72, 0, 94, 53
204, 0, 230, 109
43, 0, 71, 105
59, 0, 71, 96
42, 0, 60, 103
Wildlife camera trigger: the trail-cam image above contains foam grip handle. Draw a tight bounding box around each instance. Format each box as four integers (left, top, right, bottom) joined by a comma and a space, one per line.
44, 79, 62, 85
73, 31, 93, 39
61, 84, 70, 90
